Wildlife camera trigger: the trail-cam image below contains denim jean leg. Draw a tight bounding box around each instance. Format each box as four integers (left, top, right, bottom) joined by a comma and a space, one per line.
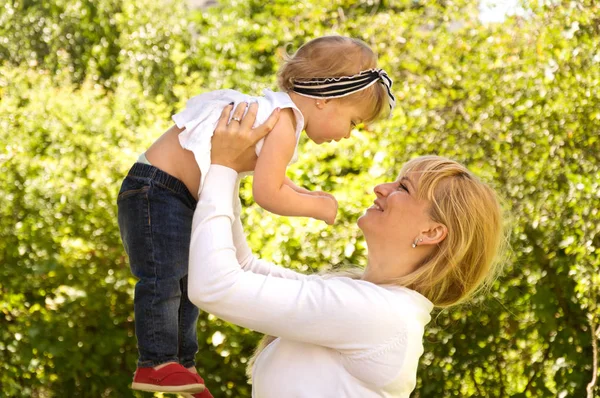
117, 164, 198, 368
179, 274, 199, 368
146, 171, 199, 369
134, 271, 181, 367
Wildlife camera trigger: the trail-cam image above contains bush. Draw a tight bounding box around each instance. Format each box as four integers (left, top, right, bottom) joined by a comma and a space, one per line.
1, 0, 598, 396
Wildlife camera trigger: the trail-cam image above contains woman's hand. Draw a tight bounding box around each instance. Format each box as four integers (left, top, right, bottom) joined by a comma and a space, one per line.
211, 102, 280, 172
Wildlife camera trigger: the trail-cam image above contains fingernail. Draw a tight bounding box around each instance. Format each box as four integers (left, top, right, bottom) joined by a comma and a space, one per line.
275, 107, 281, 112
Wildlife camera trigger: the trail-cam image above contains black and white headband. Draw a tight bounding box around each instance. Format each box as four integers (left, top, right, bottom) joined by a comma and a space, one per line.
291, 68, 396, 112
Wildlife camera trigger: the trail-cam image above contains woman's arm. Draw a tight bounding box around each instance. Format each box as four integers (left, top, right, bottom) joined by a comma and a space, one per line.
231, 182, 307, 280
215, 104, 307, 280
252, 109, 337, 225
232, 215, 308, 280
188, 166, 426, 354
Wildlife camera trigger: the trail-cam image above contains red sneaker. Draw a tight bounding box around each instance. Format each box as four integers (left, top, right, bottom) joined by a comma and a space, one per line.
181, 372, 214, 398
131, 363, 205, 393
181, 388, 214, 398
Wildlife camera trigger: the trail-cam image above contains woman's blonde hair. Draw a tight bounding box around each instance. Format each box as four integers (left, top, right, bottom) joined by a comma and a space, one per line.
277, 36, 390, 123
247, 155, 507, 377
393, 155, 507, 308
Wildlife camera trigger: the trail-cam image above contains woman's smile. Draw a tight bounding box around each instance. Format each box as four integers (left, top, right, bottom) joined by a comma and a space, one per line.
367, 200, 384, 212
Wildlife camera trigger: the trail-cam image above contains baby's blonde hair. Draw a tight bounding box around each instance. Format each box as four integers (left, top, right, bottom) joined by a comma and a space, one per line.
393, 155, 507, 307
277, 36, 390, 123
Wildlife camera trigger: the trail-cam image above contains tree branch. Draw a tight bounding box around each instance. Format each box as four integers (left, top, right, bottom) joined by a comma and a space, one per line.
586, 318, 599, 398
522, 344, 551, 394
468, 366, 483, 396
492, 344, 506, 397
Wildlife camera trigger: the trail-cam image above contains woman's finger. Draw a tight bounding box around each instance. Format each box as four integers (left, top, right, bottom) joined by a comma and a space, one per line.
231, 102, 248, 125
215, 104, 234, 133
250, 107, 280, 144
240, 102, 259, 133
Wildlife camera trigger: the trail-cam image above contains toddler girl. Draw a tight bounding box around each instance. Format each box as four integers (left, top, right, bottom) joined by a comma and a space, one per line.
117, 35, 394, 397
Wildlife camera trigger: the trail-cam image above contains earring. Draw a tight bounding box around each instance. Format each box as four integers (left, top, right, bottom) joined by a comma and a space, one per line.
316, 100, 321, 106
411, 237, 423, 248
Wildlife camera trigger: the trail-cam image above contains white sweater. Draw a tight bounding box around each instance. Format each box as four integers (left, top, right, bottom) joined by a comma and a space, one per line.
188, 165, 434, 398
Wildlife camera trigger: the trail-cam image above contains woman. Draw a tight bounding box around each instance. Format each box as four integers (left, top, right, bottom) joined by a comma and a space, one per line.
188, 104, 505, 397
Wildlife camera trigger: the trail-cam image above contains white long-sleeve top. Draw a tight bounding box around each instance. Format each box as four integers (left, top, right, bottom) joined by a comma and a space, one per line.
188, 165, 434, 398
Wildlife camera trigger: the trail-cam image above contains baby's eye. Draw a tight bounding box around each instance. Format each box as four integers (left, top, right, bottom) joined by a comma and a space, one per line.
351, 121, 357, 128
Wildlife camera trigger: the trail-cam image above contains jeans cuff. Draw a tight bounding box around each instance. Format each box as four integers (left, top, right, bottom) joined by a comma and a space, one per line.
180, 359, 196, 369
137, 357, 180, 368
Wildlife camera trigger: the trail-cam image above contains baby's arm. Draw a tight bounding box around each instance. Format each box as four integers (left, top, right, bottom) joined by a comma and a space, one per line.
283, 176, 312, 195
283, 177, 337, 202
253, 109, 337, 224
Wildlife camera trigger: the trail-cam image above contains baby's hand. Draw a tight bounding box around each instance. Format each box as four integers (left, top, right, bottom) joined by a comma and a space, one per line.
320, 195, 338, 225
310, 191, 337, 224
311, 191, 336, 201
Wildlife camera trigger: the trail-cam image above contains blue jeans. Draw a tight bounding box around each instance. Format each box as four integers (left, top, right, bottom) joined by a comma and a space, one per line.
117, 163, 199, 368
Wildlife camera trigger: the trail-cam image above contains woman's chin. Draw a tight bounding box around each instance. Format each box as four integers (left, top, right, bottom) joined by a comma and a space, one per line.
357, 213, 368, 230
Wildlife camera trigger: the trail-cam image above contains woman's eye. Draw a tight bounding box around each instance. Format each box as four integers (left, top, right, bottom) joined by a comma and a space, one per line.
398, 183, 408, 192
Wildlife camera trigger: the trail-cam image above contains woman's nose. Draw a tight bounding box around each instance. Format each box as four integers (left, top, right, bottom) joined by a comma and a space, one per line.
373, 183, 387, 197
374, 182, 394, 197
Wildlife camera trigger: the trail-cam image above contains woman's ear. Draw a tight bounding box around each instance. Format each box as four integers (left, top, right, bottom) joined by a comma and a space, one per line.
420, 223, 448, 246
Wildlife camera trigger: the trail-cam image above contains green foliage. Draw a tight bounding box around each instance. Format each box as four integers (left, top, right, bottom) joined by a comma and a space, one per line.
1, 0, 599, 397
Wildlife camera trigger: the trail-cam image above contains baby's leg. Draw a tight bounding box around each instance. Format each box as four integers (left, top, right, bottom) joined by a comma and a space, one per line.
117, 164, 198, 369
178, 275, 200, 368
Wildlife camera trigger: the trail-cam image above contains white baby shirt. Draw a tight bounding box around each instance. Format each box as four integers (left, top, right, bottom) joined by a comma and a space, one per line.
173, 89, 305, 194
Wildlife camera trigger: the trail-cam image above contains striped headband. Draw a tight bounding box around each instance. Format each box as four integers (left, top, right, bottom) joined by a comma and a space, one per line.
291, 68, 396, 112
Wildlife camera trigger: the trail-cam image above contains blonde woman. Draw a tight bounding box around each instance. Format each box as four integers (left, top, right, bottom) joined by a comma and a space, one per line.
187, 106, 506, 397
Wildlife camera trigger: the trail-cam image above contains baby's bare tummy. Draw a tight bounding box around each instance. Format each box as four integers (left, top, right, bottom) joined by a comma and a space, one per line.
145, 125, 201, 200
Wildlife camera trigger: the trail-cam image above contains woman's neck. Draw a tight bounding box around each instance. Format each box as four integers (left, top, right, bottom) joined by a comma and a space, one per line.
362, 247, 423, 284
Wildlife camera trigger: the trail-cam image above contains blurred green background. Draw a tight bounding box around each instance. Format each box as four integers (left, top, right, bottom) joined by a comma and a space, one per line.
1, 0, 599, 396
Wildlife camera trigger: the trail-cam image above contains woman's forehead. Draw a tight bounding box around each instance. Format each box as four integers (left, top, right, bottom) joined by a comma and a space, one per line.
395, 170, 420, 182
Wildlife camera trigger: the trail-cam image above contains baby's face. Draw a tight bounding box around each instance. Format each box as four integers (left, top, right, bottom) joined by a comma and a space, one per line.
305, 100, 364, 144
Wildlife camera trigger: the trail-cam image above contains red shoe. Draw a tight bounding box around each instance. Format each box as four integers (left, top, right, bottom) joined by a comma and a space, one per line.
182, 388, 214, 398
131, 363, 205, 393
181, 388, 214, 398
181, 372, 214, 398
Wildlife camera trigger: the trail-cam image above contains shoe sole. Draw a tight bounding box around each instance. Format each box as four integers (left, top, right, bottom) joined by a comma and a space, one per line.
131, 382, 205, 393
